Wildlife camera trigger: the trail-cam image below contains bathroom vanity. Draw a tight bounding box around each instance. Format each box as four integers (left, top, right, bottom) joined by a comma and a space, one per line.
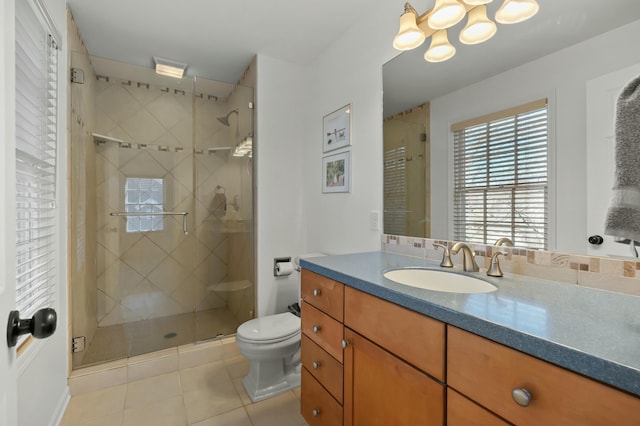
299, 252, 640, 426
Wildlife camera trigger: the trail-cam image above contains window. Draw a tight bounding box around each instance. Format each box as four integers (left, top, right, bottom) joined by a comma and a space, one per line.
452, 99, 548, 250
15, 0, 61, 327
125, 177, 164, 233
384, 146, 407, 235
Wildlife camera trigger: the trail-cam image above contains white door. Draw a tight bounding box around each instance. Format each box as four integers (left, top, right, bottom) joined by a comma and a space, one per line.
1, 0, 19, 422
586, 63, 640, 257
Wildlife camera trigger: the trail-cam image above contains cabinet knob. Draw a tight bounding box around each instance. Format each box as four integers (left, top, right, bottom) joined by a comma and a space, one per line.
312, 325, 321, 334
312, 361, 321, 369
512, 388, 532, 407
341, 339, 350, 349
312, 408, 321, 417
312, 289, 321, 296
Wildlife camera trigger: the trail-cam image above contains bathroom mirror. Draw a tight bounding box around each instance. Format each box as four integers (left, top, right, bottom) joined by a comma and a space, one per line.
383, 0, 640, 255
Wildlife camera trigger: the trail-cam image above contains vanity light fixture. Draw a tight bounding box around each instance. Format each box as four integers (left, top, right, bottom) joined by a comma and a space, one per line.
153, 56, 187, 78
459, 5, 497, 44
393, 0, 539, 62
233, 136, 253, 157
424, 30, 456, 62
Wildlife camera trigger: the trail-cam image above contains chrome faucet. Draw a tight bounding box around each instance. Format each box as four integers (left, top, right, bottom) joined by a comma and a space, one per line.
495, 237, 514, 247
450, 242, 480, 272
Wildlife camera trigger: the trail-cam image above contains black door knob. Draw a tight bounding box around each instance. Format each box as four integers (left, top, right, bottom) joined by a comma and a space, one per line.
6, 308, 57, 348
588, 235, 604, 245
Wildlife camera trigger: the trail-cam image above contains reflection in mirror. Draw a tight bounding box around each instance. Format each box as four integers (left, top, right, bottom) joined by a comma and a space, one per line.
383, 2, 640, 255
383, 104, 430, 238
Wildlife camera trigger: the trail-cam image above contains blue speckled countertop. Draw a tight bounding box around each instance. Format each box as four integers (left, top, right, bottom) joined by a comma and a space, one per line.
300, 251, 640, 397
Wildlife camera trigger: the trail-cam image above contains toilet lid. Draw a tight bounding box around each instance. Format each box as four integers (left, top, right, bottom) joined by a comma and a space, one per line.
237, 312, 300, 342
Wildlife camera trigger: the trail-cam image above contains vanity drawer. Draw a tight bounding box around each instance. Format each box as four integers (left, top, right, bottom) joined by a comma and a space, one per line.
302, 301, 344, 363
301, 269, 344, 321
448, 326, 640, 426
301, 367, 343, 426
344, 286, 445, 381
302, 334, 344, 403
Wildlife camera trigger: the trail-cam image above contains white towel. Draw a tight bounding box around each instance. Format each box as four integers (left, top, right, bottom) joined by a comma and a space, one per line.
604, 74, 640, 240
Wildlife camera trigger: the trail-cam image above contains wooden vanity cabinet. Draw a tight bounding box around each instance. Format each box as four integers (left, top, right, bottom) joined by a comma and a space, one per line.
448, 326, 640, 426
300, 270, 345, 425
343, 286, 445, 426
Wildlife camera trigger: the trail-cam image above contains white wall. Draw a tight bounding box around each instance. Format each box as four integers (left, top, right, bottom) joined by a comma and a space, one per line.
301, 1, 404, 255
429, 20, 640, 254
16, 0, 70, 425
254, 55, 308, 316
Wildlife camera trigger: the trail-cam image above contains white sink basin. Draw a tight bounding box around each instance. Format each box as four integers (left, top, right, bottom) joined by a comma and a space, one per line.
383, 269, 497, 294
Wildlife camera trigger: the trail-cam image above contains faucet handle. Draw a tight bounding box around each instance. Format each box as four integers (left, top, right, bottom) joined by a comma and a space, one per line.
487, 251, 508, 277
433, 243, 454, 268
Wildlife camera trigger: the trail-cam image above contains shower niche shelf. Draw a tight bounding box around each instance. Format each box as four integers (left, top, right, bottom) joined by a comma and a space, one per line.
208, 280, 252, 293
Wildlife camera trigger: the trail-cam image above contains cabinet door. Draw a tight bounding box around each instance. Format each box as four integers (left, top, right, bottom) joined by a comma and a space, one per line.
344, 328, 444, 426
447, 388, 512, 426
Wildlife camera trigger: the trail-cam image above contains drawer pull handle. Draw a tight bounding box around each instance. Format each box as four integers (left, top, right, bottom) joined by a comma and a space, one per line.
312, 408, 321, 417
512, 388, 532, 407
341, 339, 350, 349
312, 325, 321, 334
312, 361, 321, 369
312, 289, 321, 296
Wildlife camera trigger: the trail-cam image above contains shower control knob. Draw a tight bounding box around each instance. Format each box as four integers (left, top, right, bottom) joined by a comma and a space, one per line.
312, 289, 321, 297
588, 235, 604, 245
312, 361, 321, 369
312, 325, 321, 334
312, 409, 321, 417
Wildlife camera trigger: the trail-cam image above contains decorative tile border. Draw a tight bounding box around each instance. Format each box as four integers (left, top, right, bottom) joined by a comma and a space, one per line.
382, 234, 640, 297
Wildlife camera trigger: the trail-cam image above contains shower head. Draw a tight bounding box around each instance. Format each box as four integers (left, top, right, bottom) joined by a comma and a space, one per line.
217, 109, 239, 127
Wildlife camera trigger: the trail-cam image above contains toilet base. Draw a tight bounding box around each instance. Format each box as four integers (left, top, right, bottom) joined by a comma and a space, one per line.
242, 360, 301, 402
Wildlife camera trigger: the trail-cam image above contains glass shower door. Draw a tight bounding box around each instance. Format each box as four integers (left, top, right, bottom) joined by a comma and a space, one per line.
193, 77, 255, 342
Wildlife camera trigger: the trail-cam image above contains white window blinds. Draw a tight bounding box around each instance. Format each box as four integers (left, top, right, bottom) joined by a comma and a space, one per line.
452, 99, 548, 250
384, 147, 408, 235
15, 0, 60, 324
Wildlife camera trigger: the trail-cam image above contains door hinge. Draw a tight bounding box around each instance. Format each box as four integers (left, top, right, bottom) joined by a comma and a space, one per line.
70, 67, 85, 84
72, 336, 86, 352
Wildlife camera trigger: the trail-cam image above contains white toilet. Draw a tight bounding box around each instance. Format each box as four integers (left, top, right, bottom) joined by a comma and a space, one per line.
236, 312, 301, 402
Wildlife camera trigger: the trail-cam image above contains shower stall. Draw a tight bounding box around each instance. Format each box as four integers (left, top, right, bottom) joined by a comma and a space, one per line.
69, 51, 255, 369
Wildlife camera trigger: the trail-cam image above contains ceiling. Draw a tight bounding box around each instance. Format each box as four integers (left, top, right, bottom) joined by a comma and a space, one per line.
67, 1, 640, 115
384, 0, 640, 117
66, 0, 372, 84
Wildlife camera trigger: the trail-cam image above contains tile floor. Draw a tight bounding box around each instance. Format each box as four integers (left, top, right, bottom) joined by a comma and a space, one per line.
62, 343, 308, 426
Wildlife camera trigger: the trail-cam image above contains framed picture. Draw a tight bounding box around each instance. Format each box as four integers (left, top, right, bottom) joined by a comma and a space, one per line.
322, 151, 350, 193
323, 104, 351, 153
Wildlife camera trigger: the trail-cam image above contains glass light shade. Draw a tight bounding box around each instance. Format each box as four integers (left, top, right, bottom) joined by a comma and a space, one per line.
428, 0, 466, 30
393, 10, 426, 50
495, 0, 539, 24
463, 0, 493, 4
424, 30, 456, 62
459, 5, 497, 44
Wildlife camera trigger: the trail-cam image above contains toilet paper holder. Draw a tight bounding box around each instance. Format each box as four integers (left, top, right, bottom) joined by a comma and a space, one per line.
273, 257, 293, 277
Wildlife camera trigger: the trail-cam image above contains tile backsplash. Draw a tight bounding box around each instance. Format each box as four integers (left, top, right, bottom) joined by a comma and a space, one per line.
382, 234, 640, 297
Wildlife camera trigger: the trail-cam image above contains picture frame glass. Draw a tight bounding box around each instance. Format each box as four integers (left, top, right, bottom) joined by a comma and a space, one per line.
323, 104, 351, 153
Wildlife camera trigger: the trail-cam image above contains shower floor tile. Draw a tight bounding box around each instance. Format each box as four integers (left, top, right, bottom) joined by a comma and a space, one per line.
77, 308, 241, 368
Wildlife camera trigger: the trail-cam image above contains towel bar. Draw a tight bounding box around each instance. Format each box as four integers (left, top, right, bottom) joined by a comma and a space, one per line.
109, 211, 189, 234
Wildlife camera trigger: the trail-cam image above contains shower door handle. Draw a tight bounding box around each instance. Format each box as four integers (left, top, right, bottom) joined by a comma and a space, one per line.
6, 308, 57, 347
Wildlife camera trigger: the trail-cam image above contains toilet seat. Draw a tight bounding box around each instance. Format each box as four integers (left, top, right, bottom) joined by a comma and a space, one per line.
237, 312, 300, 344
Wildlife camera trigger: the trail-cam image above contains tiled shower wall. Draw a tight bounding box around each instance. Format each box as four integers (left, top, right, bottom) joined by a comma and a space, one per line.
94, 73, 254, 327
383, 234, 640, 297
